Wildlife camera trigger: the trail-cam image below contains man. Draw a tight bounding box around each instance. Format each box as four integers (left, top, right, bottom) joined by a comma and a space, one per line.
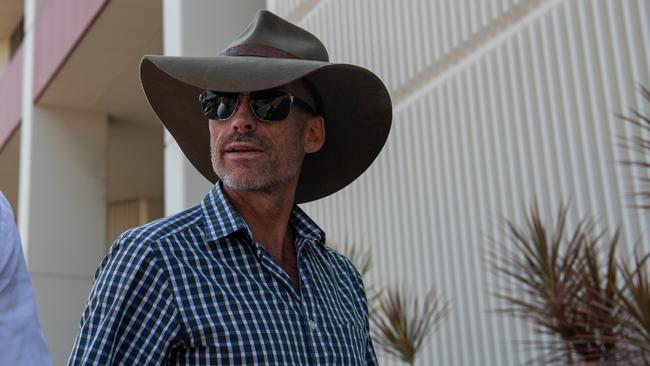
69, 9, 391, 365
0, 192, 52, 366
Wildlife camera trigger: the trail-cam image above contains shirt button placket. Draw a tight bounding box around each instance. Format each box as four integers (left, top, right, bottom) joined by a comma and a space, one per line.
300, 306, 318, 364
298, 246, 318, 365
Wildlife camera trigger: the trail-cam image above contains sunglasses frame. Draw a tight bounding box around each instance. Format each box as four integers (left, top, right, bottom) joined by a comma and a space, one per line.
199, 89, 317, 122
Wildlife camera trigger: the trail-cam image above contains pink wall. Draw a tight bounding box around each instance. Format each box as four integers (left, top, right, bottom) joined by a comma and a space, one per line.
0, 0, 110, 151
0, 45, 23, 151
33, 0, 109, 102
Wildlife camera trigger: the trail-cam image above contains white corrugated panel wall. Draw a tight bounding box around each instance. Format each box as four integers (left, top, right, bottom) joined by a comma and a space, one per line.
268, 0, 650, 364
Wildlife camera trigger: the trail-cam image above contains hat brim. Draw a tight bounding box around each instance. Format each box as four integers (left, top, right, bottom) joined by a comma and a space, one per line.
140, 55, 392, 203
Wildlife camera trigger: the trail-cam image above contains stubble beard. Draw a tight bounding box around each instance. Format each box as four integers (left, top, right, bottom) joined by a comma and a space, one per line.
210, 133, 305, 193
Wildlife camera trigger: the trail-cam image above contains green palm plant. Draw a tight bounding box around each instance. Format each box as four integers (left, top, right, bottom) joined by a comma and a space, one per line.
331, 239, 449, 363
491, 201, 622, 364
575, 228, 621, 361
370, 287, 449, 365
610, 85, 650, 364
617, 85, 650, 210
615, 251, 650, 364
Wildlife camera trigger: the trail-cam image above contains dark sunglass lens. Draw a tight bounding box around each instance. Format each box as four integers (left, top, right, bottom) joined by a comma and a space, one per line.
200, 91, 238, 120
249, 90, 291, 121
216, 97, 238, 120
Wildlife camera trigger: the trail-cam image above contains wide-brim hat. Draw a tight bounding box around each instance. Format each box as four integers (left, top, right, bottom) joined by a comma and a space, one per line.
140, 9, 392, 203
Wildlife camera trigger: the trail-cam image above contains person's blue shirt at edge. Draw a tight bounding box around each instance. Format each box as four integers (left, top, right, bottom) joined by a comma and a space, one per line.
0, 191, 52, 366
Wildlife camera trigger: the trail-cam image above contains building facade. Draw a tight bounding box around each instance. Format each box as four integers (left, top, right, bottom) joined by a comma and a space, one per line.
0, 0, 647, 364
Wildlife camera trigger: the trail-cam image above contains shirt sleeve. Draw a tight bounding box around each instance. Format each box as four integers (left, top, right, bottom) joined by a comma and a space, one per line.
365, 333, 379, 365
342, 254, 379, 365
0, 192, 52, 366
68, 237, 181, 365
354, 272, 379, 365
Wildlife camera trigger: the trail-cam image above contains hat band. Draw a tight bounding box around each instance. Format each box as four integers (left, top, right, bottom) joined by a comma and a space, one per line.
221, 44, 300, 59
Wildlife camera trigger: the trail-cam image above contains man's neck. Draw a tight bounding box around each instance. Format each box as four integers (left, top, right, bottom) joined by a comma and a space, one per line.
222, 183, 297, 277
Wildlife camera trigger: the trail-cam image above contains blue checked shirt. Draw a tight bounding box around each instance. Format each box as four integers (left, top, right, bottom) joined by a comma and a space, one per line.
68, 183, 378, 365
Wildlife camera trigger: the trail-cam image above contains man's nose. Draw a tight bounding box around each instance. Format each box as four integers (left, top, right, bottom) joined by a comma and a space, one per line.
230, 95, 258, 132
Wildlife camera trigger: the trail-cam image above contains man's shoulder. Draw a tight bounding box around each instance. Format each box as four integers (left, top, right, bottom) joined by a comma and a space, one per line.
319, 245, 369, 307
0, 191, 20, 269
113, 204, 204, 251
322, 245, 364, 280
97, 204, 206, 280
0, 191, 12, 232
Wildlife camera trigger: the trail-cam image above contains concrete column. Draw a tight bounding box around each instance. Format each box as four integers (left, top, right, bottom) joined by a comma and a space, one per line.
162, 0, 264, 214
18, 1, 108, 365
22, 107, 107, 366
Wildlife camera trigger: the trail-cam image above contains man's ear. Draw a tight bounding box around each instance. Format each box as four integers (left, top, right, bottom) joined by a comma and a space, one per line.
304, 116, 325, 153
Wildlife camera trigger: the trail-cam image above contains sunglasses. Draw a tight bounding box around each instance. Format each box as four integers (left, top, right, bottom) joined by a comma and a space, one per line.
199, 89, 316, 121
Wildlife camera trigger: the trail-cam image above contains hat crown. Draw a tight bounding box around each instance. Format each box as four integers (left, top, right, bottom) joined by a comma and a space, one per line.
222, 10, 329, 62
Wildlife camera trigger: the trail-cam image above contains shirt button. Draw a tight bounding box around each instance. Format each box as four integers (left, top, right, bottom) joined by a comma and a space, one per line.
308, 320, 317, 331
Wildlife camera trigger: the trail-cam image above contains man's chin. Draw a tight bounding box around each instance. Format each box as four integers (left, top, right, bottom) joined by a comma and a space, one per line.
220, 174, 274, 193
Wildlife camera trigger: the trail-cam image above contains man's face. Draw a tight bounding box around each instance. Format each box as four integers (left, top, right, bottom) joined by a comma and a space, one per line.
208, 80, 325, 193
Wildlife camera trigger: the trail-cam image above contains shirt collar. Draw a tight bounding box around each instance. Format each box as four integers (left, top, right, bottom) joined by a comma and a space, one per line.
289, 205, 326, 245
200, 182, 326, 246
200, 182, 250, 242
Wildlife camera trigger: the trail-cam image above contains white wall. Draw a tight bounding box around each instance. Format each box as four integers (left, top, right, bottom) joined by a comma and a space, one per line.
268, 0, 650, 364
